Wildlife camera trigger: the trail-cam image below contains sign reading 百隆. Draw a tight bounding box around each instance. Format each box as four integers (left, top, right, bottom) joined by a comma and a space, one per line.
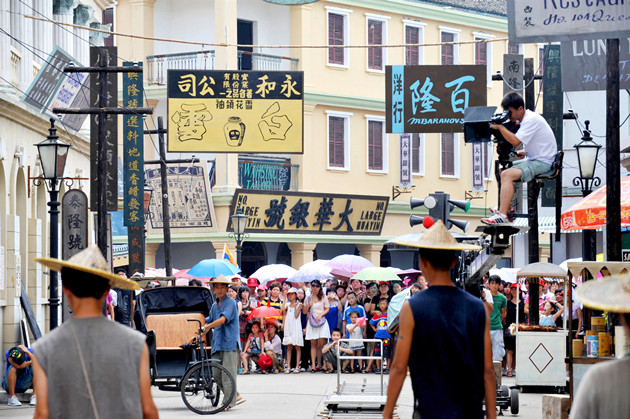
167, 70, 303, 153
229, 190, 389, 235
386, 65, 486, 133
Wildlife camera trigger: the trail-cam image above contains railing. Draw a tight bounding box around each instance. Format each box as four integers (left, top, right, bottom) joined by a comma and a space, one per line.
146, 50, 299, 85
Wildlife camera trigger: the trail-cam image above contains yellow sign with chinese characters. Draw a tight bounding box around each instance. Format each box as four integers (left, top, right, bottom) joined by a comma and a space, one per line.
167, 70, 303, 153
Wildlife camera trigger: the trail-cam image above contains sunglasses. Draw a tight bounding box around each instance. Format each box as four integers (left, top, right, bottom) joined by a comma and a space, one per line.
311, 284, 321, 287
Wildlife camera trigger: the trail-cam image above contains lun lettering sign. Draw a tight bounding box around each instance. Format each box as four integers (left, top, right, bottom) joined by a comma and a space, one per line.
561, 38, 630, 91
386, 65, 486, 133
61, 189, 88, 260
167, 70, 304, 153
508, 0, 630, 43
229, 189, 389, 235
123, 62, 145, 226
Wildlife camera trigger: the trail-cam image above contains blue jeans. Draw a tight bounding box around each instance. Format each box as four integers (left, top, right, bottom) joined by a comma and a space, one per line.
2, 366, 33, 393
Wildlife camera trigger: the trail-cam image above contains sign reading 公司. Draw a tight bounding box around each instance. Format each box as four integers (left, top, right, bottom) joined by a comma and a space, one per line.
508, 0, 630, 43
167, 70, 303, 153
386, 65, 486, 133
229, 189, 389, 235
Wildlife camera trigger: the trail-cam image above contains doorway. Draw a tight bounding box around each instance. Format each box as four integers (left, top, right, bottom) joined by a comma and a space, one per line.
238, 20, 253, 70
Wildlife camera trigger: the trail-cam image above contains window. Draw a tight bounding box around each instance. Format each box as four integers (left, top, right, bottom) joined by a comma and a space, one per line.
367, 117, 387, 172
404, 22, 424, 65
474, 33, 494, 87
366, 15, 388, 72
439, 28, 460, 65
326, 7, 351, 67
411, 133, 424, 175
440, 133, 459, 177
327, 111, 352, 170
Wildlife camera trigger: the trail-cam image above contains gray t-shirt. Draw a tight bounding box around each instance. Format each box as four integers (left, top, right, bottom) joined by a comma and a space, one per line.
570, 355, 630, 419
33, 317, 146, 419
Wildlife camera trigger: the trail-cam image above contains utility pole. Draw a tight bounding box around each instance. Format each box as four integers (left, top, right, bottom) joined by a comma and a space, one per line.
524, 58, 540, 264
606, 39, 621, 261
145, 116, 199, 277
53, 47, 152, 257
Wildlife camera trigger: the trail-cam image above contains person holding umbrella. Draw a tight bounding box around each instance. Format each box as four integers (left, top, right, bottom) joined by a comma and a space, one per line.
384, 220, 496, 419
303, 279, 330, 372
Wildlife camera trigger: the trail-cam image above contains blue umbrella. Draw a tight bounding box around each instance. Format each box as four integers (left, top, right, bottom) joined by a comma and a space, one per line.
187, 259, 241, 278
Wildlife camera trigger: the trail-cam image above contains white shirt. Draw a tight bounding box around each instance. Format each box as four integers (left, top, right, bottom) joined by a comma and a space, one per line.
515, 110, 557, 165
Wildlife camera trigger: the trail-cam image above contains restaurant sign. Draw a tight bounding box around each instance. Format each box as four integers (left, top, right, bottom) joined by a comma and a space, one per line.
386, 65, 486, 133
167, 70, 303, 154
229, 189, 389, 235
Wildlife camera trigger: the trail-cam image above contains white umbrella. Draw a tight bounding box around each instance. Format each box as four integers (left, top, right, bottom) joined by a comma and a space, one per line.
559, 257, 582, 272
299, 259, 330, 271
250, 264, 297, 284
489, 268, 518, 284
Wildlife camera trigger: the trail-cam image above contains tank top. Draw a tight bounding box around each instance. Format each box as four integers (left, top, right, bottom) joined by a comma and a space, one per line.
408, 286, 486, 419
33, 317, 146, 419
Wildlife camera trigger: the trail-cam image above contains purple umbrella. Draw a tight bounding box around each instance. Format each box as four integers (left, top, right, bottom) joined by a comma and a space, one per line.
325, 254, 374, 275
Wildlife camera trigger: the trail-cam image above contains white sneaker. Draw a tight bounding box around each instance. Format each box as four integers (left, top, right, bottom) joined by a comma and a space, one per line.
30, 395, 37, 406
7, 395, 21, 406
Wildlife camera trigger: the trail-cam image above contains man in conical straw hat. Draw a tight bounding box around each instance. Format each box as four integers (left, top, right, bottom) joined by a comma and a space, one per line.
29, 245, 158, 419
570, 274, 630, 419
384, 220, 497, 419
193, 274, 245, 408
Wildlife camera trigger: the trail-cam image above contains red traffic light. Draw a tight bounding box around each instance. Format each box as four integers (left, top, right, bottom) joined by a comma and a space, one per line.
423, 217, 434, 229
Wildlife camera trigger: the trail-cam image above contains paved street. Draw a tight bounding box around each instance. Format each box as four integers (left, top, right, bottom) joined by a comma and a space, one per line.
0, 373, 548, 418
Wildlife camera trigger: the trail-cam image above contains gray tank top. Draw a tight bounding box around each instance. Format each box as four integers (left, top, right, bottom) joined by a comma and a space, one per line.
33, 317, 146, 419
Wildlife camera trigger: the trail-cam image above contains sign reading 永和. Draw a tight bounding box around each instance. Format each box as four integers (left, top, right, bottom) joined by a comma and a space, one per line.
386, 65, 486, 133
229, 189, 389, 235
123, 62, 145, 227
399, 134, 412, 188
508, 0, 630, 43
167, 70, 303, 153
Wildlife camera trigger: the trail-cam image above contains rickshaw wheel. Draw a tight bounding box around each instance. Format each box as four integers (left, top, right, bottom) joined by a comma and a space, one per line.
180, 362, 236, 414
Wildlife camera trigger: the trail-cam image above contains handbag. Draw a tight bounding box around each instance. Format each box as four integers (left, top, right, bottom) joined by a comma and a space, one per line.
309, 312, 326, 328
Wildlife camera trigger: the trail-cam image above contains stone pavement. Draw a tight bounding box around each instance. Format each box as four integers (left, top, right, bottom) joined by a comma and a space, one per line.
0, 373, 548, 418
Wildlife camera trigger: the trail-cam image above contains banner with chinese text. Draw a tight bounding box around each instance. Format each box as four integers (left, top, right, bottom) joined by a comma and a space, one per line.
167, 70, 303, 153
123, 62, 144, 226
386, 65, 486, 133
229, 189, 389, 235
399, 134, 412, 188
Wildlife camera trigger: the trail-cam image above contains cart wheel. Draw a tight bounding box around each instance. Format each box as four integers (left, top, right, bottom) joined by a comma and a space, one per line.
180, 361, 236, 414
510, 388, 519, 415
501, 385, 509, 398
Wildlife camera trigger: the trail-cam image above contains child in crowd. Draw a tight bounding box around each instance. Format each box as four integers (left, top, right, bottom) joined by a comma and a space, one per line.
263, 320, 283, 374
368, 298, 391, 374
322, 328, 353, 373
342, 292, 366, 338
325, 289, 340, 333
240, 322, 264, 374
282, 288, 304, 374
343, 311, 365, 373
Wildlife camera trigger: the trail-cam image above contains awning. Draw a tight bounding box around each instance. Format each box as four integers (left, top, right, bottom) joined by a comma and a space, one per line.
513, 216, 600, 234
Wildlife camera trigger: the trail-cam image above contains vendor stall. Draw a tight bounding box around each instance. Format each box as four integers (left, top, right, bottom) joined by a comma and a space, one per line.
514, 262, 568, 388
566, 261, 630, 402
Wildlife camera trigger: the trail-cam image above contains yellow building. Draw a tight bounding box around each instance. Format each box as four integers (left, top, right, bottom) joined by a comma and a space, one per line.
113, 0, 543, 275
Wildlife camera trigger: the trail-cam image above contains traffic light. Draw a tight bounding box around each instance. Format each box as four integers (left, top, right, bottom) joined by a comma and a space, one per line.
409, 192, 471, 232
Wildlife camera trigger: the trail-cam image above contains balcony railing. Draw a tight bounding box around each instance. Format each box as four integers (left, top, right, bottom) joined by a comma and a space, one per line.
146, 50, 299, 85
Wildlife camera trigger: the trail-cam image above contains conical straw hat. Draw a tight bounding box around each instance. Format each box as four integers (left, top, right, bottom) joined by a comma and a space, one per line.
205, 274, 236, 285
576, 273, 630, 313
392, 220, 481, 251
36, 245, 139, 290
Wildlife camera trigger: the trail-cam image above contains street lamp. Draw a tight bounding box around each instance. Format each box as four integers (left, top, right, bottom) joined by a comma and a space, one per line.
573, 120, 602, 261
229, 207, 249, 268
34, 118, 72, 330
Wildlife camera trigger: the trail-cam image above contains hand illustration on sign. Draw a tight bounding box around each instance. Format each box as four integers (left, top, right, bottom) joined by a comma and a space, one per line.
224, 116, 246, 147
258, 101, 293, 142
171, 103, 213, 142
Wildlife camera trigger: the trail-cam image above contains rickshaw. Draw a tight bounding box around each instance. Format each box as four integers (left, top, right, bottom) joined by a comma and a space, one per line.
137, 285, 236, 414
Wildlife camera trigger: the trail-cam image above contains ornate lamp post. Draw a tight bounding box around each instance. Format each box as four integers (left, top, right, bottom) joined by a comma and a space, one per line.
34, 119, 72, 330
229, 208, 249, 268
573, 121, 602, 261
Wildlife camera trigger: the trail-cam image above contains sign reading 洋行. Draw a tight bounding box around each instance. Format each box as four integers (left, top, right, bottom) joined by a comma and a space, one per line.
229, 190, 389, 235
386, 65, 487, 133
508, 0, 630, 43
561, 38, 630, 91
123, 62, 145, 227
167, 70, 303, 153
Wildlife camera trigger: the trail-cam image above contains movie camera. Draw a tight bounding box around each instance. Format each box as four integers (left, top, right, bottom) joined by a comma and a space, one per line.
463, 106, 520, 170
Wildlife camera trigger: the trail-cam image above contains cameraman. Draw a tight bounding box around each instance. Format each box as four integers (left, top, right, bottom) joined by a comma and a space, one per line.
482, 92, 557, 224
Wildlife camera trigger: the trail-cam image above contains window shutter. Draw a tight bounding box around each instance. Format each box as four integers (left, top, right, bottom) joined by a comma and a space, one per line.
406, 26, 419, 65
441, 32, 454, 65
441, 133, 455, 176
475, 40, 487, 65
329, 116, 345, 167
368, 121, 383, 171
368, 20, 383, 70
328, 14, 344, 65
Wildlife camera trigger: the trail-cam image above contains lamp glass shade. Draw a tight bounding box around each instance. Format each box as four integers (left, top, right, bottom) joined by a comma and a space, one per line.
143, 187, 153, 213
232, 212, 248, 235
37, 139, 70, 180
576, 142, 600, 179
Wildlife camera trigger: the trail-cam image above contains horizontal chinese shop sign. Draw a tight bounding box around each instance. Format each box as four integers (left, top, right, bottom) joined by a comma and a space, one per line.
508, 0, 630, 43
228, 189, 389, 235
386, 65, 486, 134
167, 70, 303, 154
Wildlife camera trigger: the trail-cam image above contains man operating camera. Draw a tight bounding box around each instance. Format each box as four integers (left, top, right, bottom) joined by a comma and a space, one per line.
481, 92, 557, 225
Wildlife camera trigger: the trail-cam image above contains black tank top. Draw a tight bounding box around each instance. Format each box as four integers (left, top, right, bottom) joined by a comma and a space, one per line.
408, 286, 487, 418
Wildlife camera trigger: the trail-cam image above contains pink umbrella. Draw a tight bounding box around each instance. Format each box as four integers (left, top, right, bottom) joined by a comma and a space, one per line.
325, 254, 374, 275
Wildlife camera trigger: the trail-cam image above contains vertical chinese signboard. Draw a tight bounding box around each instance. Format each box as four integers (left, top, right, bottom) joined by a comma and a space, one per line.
386, 65, 486, 133
123, 62, 144, 226
472, 143, 484, 192
167, 70, 304, 153
541, 45, 562, 207
90, 46, 118, 211
399, 134, 412, 188
128, 226, 145, 275
62, 189, 88, 321
503, 54, 524, 95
